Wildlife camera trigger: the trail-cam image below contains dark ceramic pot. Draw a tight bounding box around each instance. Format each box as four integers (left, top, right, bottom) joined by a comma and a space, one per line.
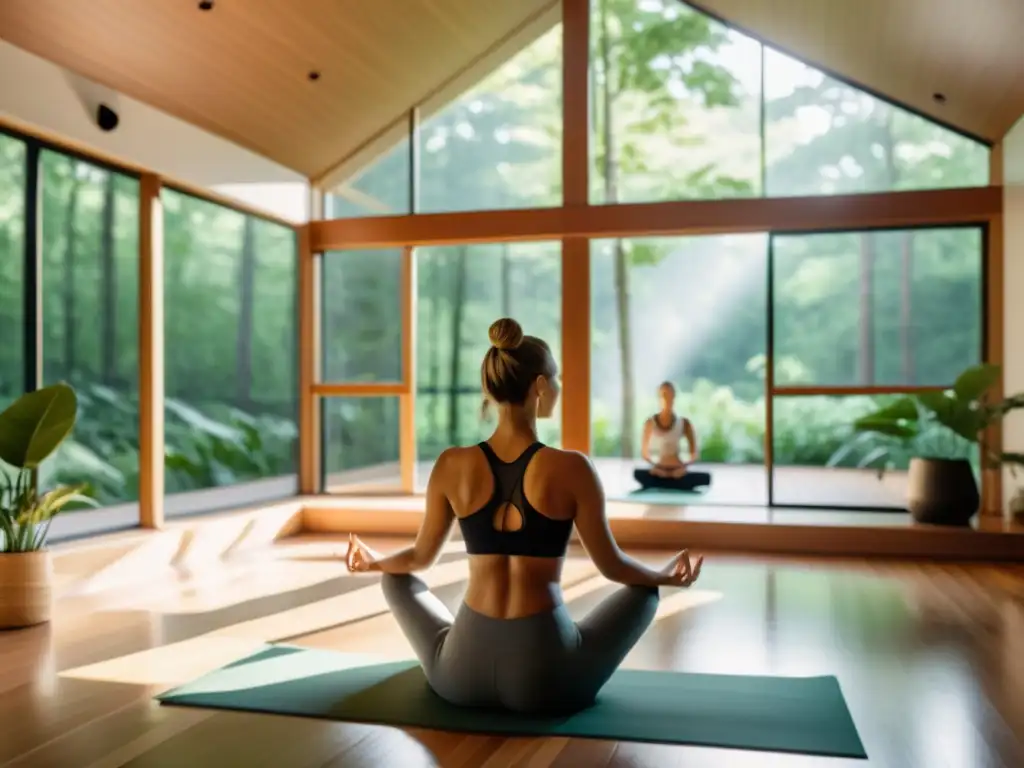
906, 457, 979, 526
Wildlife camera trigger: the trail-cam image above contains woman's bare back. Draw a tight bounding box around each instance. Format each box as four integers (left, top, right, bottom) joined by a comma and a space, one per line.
438, 441, 579, 619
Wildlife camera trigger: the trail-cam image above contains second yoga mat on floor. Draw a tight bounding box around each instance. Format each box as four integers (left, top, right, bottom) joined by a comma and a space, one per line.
158, 644, 867, 759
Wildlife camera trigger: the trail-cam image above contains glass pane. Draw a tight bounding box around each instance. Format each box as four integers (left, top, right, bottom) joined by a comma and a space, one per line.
322, 397, 401, 493
39, 152, 140, 512
0, 133, 25, 411
590, 234, 768, 505
764, 48, 989, 196
772, 227, 983, 387
773, 394, 939, 509
321, 248, 403, 383
417, 24, 563, 213
415, 242, 562, 488
164, 190, 298, 515
589, 1, 761, 204
325, 133, 411, 218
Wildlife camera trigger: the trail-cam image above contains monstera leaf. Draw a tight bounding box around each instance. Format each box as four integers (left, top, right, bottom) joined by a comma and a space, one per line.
0, 383, 78, 469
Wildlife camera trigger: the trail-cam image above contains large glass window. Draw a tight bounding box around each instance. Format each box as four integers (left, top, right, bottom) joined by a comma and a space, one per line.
587, 2, 988, 206
590, 234, 768, 505
325, 134, 412, 219
320, 248, 404, 383
763, 49, 989, 196
416, 24, 563, 213
771, 394, 914, 509
163, 189, 298, 516
769, 226, 983, 509
322, 397, 401, 493
590, 0, 762, 204
39, 152, 140, 514
416, 242, 562, 488
772, 227, 983, 388
0, 133, 25, 413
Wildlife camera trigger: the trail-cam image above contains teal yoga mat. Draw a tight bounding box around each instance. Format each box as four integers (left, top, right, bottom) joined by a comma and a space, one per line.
158, 644, 866, 759
618, 488, 712, 505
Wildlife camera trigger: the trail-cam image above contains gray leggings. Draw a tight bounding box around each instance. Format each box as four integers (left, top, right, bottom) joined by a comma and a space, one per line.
381, 573, 659, 714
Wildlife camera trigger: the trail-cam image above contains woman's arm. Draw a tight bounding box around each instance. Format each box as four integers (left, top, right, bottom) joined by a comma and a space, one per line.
568, 452, 673, 587
640, 419, 655, 465
367, 449, 456, 574
683, 418, 699, 462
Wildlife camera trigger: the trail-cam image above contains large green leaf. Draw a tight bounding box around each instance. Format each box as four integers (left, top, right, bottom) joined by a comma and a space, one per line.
852, 417, 918, 439
852, 397, 919, 439
952, 364, 1001, 403
916, 390, 986, 441
0, 383, 78, 469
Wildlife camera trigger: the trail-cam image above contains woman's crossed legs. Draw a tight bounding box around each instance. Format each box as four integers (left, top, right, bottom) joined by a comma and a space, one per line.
380, 573, 659, 713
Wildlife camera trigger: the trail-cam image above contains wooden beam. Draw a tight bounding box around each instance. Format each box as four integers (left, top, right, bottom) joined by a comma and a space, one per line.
772, 385, 951, 397
560, 0, 590, 453
311, 383, 409, 396
983, 143, 1005, 517
399, 246, 417, 492
311, 186, 1003, 250
298, 224, 321, 494
138, 174, 164, 529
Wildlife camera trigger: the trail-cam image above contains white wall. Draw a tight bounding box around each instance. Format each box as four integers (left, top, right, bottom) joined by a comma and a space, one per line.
1002, 118, 1024, 510
0, 41, 309, 222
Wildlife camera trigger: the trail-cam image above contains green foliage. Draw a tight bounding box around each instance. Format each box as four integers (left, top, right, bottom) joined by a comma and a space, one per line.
0, 383, 98, 552
0, 383, 78, 468
0, 468, 96, 552
830, 364, 1024, 472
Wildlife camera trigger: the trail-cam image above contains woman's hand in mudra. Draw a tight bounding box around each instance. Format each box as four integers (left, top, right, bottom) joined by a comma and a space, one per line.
659, 549, 703, 587
344, 533, 381, 573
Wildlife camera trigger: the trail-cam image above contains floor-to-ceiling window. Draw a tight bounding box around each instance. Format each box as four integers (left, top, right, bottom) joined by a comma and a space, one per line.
769, 226, 984, 509
39, 151, 141, 536
319, 247, 405, 494
0, 132, 26, 416
590, 234, 768, 505
163, 188, 299, 516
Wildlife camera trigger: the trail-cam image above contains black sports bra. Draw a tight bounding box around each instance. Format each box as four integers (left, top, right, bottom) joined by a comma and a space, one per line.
457, 442, 573, 558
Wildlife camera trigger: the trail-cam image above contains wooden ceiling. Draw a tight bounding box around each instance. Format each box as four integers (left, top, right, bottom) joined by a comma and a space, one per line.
1, 0, 1021, 182
693, 0, 1024, 145
0, 0, 557, 179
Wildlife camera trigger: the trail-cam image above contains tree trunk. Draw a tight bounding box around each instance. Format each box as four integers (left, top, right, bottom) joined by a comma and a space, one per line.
99, 173, 117, 385
500, 244, 512, 316
880, 108, 914, 384
426, 258, 442, 441
448, 247, 469, 445
857, 234, 876, 385
61, 179, 82, 381
599, 0, 635, 457
899, 232, 914, 383
236, 217, 256, 410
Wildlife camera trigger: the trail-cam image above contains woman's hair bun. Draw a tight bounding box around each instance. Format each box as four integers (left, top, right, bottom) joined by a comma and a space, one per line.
488, 317, 524, 351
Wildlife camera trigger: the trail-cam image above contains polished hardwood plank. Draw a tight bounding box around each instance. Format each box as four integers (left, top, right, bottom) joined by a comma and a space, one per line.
1, 534, 1022, 767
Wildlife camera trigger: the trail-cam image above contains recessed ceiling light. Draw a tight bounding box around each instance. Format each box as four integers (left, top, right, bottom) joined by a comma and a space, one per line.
932, 92, 947, 104
198, 1, 214, 11
308, 71, 321, 82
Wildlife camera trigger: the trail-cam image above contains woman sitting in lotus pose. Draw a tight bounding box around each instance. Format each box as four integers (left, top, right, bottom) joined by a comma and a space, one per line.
634, 381, 712, 492
345, 318, 703, 715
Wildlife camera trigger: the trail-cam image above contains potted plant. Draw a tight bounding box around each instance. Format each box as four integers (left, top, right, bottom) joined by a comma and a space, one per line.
828, 364, 1024, 526
0, 382, 92, 629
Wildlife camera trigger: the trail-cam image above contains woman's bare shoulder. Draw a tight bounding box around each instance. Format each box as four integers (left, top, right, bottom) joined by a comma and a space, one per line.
536, 446, 596, 477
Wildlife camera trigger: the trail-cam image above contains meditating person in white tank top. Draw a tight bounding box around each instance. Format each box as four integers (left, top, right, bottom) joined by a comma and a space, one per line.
633, 381, 712, 492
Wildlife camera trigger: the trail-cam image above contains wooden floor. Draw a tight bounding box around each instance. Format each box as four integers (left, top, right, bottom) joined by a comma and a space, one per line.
2, 534, 1024, 767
